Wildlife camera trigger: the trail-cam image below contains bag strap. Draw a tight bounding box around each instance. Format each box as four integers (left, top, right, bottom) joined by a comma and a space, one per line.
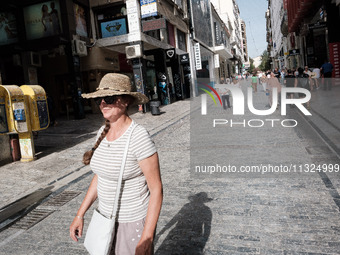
110, 123, 138, 219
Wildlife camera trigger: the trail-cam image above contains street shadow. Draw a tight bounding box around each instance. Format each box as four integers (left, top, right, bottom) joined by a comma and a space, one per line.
155, 192, 213, 255
32, 107, 140, 159
152, 111, 166, 116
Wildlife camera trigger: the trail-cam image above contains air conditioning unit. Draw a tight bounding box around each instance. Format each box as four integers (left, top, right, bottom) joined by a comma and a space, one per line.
73, 39, 87, 57
125, 45, 142, 59
29, 52, 41, 67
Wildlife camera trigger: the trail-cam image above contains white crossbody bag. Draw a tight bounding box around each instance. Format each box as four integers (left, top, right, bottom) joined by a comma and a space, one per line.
84, 124, 137, 255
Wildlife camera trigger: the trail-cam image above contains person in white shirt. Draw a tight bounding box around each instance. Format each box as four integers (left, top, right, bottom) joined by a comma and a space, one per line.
312, 67, 321, 89
219, 85, 231, 109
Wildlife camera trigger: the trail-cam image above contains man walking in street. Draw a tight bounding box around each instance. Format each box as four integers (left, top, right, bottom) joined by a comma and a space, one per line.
320, 60, 334, 90
218, 84, 231, 110
274, 68, 281, 82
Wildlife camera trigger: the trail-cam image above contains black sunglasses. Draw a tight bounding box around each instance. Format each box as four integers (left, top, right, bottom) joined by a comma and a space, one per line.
94, 96, 118, 106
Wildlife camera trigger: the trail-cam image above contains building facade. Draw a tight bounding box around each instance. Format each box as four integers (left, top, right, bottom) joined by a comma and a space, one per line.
210, 0, 244, 74
240, 19, 249, 65
0, 0, 247, 119
267, 0, 340, 81
0, 0, 248, 163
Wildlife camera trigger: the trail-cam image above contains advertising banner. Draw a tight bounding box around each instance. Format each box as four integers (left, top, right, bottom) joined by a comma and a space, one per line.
140, 0, 158, 19
23, 0, 62, 40
0, 12, 18, 45
100, 18, 127, 38
74, 3, 88, 37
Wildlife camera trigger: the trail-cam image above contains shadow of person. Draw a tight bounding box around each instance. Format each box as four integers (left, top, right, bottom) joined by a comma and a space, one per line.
155, 192, 213, 255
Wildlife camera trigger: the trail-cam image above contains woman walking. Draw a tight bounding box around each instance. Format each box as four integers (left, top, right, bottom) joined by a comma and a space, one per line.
70, 73, 163, 255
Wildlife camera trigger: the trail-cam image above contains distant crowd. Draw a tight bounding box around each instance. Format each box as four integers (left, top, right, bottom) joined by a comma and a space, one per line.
219, 60, 334, 110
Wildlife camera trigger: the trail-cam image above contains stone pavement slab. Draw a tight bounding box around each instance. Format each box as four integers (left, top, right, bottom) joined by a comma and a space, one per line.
0, 100, 190, 217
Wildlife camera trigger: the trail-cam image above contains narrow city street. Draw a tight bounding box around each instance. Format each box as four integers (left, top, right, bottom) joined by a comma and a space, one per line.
0, 79, 339, 254
0, 0, 339, 253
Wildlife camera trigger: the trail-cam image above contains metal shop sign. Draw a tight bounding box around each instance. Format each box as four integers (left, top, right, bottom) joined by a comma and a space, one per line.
140, 0, 158, 19
308, 22, 326, 30
194, 43, 202, 70
142, 18, 166, 32
166, 48, 176, 60
289, 49, 300, 56
180, 54, 189, 64
214, 54, 220, 68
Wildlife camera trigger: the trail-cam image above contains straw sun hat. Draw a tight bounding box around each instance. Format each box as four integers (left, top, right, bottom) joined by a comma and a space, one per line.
81, 73, 149, 105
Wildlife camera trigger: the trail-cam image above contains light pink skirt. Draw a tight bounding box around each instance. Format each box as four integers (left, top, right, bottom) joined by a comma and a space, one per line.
110, 218, 153, 255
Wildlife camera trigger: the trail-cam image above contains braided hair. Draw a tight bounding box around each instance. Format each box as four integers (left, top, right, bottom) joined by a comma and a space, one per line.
83, 119, 110, 165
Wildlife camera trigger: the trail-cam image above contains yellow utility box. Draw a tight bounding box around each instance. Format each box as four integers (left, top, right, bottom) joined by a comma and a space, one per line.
0, 85, 36, 162
0, 87, 9, 134
20, 85, 49, 131
0, 85, 29, 134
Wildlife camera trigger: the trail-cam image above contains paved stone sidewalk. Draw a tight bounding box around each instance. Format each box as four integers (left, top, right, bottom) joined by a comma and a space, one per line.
0, 100, 190, 212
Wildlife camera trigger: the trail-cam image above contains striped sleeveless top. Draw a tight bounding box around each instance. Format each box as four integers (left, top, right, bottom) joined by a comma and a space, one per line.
90, 120, 157, 222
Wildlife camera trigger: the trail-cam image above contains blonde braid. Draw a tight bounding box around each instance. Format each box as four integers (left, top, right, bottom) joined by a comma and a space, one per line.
82, 119, 110, 165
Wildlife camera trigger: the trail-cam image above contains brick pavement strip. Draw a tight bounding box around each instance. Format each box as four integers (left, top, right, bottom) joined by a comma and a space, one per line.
1, 81, 340, 254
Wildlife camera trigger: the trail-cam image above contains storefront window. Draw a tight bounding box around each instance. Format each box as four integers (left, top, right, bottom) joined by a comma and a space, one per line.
96, 4, 128, 38
177, 29, 186, 51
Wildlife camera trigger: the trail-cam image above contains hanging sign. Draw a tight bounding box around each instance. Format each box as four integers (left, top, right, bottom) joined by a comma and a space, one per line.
214, 54, 220, 68
194, 43, 202, 70
180, 54, 189, 64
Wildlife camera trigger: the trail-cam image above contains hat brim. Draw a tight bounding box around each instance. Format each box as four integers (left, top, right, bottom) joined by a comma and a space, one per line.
81, 90, 149, 105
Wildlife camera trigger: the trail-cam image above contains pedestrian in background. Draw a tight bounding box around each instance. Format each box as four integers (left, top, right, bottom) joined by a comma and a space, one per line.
258, 71, 262, 85
312, 66, 321, 89
294, 69, 299, 77
260, 72, 267, 92
267, 72, 282, 108
274, 68, 281, 82
70, 73, 163, 255
320, 60, 334, 90
251, 73, 258, 92
295, 67, 311, 109
232, 75, 241, 88
304, 66, 312, 77
219, 84, 231, 110
280, 68, 286, 85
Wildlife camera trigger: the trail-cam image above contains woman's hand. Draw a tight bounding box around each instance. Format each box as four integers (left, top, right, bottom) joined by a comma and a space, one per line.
70, 216, 84, 242
69, 175, 98, 242
135, 237, 153, 255
137, 153, 162, 254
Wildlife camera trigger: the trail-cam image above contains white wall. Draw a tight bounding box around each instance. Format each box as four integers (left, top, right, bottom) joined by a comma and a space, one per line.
270, 0, 284, 57
211, 0, 242, 60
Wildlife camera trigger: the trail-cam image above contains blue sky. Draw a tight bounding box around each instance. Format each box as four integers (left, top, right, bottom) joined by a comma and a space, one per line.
237, 0, 268, 59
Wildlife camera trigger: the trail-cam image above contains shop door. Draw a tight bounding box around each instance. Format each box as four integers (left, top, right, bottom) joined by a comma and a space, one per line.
313, 29, 328, 67
146, 67, 158, 100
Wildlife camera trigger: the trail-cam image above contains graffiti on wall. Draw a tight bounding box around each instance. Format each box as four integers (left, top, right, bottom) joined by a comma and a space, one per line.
134, 73, 143, 92
174, 73, 182, 99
